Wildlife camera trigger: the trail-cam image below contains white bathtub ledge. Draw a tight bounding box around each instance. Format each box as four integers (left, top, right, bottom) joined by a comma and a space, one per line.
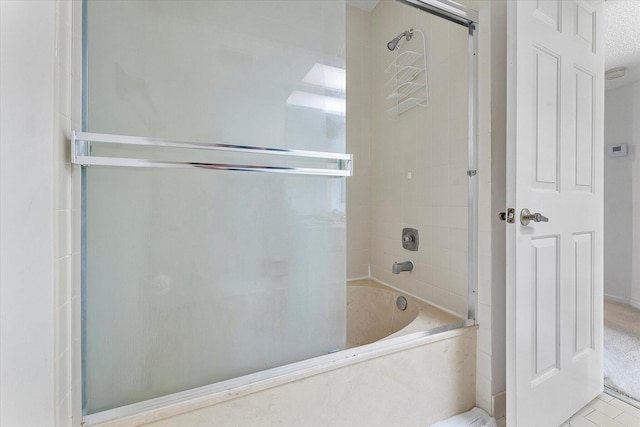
87, 324, 477, 427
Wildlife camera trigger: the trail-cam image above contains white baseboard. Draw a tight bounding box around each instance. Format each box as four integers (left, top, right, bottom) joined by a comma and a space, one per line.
604, 294, 631, 306
604, 294, 640, 311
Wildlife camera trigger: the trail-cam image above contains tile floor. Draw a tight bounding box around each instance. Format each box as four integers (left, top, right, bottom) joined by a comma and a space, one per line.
561, 393, 640, 427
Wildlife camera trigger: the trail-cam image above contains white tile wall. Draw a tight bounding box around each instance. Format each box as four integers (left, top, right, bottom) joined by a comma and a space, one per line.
54, 0, 82, 425
468, 0, 497, 412
485, 0, 508, 413
347, 5, 372, 280
54, 0, 73, 424
367, 0, 471, 318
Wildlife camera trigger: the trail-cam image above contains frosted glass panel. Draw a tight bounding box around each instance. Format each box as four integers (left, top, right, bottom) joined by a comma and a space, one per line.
84, 0, 346, 414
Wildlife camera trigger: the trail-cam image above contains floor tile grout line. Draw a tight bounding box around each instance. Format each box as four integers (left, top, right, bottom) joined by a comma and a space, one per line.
568, 396, 640, 427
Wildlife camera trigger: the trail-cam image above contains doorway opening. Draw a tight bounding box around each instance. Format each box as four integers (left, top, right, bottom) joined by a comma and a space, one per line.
603, 0, 640, 409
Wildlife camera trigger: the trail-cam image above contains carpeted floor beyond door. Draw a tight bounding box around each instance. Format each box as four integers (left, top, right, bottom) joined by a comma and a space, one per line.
604, 300, 640, 404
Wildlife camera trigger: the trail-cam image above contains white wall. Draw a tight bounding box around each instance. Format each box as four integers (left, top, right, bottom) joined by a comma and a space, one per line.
632, 83, 640, 309
1, 1, 80, 425
488, 0, 507, 418
604, 82, 640, 307
0, 1, 56, 425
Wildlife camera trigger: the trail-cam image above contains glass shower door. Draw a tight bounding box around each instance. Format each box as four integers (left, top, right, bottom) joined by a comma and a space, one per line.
82, 0, 347, 414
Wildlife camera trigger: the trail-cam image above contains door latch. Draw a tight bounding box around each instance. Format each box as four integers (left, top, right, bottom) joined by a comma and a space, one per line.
498, 208, 515, 224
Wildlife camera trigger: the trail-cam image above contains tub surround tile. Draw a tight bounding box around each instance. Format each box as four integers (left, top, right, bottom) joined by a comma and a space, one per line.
55, 210, 72, 259
432, 286, 451, 309
398, 277, 425, 301
56, 395, 71, 427
364, 0, 472, 320
449, 249, 469, 275
450, 271, 468, 297
477, 303, 492, 354
492, 391, 506, 420
55, 302, 70, 356
55, 256, 71, 309
346, 4, 372, 285
55, 162, 72, 210
450, 294, 470, 319
476, 372, 492, 414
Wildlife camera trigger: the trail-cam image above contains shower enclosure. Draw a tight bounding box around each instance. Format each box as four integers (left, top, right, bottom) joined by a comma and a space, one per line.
80, 0, 348, 414
75, 0, 478, 422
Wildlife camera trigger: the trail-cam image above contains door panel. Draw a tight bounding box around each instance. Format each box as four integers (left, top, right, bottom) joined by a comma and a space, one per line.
531, 235, 560, 382
575, 2, 596, 52
574, 67, 595, 190
533, 46, 560, 190
507, 1, 604, 426
533, 0, 561, 31
574, 232, 594, 356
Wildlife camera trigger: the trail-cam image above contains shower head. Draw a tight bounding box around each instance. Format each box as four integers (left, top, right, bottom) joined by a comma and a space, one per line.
387, 28, 414, 51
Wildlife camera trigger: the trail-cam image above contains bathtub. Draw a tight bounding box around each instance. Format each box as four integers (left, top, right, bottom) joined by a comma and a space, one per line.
89, 280, 477, 427
347, 279, 462, 348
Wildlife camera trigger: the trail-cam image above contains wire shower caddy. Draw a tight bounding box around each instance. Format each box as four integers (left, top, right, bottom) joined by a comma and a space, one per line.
384, 28, 429, 116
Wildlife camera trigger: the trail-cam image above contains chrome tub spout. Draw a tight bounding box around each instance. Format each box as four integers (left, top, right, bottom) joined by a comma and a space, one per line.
392, 261, 414, 274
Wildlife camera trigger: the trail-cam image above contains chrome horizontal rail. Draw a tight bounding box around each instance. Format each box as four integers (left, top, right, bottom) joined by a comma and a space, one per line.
72, 131, 352, 177
73, 156, 351, 177
73, 131, 351, 160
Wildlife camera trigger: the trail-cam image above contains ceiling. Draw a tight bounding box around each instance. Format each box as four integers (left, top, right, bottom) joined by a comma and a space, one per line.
605, 0, 640, 90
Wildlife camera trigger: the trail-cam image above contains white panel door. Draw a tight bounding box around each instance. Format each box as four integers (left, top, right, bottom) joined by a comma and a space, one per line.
506, 1, 604, 426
